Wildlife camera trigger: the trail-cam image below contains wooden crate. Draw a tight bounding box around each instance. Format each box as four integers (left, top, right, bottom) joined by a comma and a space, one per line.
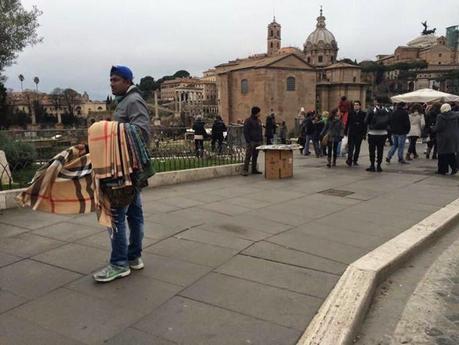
264, 150, 293, 179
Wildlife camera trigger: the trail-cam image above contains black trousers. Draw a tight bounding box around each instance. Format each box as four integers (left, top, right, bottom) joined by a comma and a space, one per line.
347, 135, 363, 163
327, 141, 339, 163
408, 136, 418, 155
437, 153, 456, 174
195, 140, 204, 158
243, 141, 261, 172
368, 134, 386, 166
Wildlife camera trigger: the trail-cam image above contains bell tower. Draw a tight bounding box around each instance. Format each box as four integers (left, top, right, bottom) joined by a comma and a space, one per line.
267, 17, 281, 56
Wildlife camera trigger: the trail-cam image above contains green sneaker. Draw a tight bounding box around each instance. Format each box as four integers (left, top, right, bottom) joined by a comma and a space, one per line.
93, 264, 131, 283
129, 257, 144, 270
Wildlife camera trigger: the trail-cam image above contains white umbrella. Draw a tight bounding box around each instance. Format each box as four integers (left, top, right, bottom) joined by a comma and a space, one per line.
391, 88, 459, 103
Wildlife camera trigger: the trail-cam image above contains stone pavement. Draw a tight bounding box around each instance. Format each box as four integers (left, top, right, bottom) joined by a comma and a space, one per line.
391, 236, 459, 345
1, 145, 459, 345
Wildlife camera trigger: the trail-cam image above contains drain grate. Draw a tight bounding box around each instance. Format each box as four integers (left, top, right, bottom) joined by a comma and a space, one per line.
318, 189, 354, 197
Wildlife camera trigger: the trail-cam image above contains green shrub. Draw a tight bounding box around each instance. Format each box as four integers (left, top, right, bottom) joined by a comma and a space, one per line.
0, 132, 37, 169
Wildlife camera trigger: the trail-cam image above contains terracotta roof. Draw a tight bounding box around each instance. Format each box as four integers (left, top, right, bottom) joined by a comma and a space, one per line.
324, 62, 360, 69
215, 52, 313, 74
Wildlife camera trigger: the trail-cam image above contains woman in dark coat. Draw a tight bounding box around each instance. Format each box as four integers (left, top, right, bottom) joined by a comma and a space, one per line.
425, 102, 441, 159
433, 104, 459, 175
321, 108, 344, 168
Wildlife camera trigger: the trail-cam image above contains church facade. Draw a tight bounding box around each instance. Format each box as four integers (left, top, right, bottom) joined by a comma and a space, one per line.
215, 10, 367, 129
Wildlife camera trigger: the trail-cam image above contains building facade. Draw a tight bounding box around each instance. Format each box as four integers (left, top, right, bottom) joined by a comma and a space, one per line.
215, 10, 366, 129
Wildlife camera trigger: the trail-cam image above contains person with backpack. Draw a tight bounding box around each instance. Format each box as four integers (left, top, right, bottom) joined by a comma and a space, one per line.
211, 115, 227, 154
321, 108, 344, 168
365, 98, 390, 172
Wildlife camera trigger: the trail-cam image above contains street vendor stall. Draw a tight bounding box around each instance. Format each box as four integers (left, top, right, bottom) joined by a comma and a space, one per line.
256, 144, 301, 180
391, 88, 459, 103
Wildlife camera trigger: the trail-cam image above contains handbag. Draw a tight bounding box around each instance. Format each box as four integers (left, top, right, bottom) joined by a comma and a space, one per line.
101, 178, 136, 208
321, 134, 329, 147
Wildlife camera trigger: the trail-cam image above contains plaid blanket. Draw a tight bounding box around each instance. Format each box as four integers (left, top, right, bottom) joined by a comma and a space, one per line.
17, 121, 147, 227
16, 144, 99, 218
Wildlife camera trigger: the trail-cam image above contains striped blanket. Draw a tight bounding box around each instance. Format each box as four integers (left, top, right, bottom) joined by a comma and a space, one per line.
17, 121, 148, 227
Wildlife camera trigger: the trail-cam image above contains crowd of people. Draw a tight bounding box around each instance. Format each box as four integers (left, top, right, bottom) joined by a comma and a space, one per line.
240, 96, 459, 176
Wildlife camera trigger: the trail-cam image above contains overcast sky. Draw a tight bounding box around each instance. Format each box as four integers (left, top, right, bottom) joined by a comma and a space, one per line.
4, 0, 458, 100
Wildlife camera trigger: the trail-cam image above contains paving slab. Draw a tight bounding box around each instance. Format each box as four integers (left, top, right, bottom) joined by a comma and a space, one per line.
175, 227, 253, 251
11, 288, 145, 345
268, 230, 368, 264
0, 259, 81, 299
0, 233, 65, 258
32, 243, 109, 274
0, 314, 85, 345
104, 328, 178, 345
216, 254, 338, 298
180, 272, 322, 330
242, 241, 347, 275
31, 221, 103, 242
66, 273, 182, 314
76, 231, 157, 251
133, 296, 302, 345
0, 207, 70, 229
144, 237, 238, 267
0, 252, 22, 268
0, 289, 27, 314
0, 223, 30, 238
197, 222, 272, 241
135, 252, 212, 287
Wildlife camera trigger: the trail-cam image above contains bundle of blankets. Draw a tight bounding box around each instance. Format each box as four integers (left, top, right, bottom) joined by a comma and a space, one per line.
17, 121, 151, 227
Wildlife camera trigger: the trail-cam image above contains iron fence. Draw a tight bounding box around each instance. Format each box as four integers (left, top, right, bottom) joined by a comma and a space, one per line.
0, 125, 246, 190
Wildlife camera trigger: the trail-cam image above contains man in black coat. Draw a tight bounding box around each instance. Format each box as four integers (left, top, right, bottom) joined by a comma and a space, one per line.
385, 102, 411, 164
365, 98, 390, 172
434, 103, 459, 175
265, 110, 277, 145
242, 106, 263, 176
345, 101, 366, 166
211, 115, 227, 154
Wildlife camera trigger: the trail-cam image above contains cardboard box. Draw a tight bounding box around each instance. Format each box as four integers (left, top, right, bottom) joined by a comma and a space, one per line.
264, 150, 293, 179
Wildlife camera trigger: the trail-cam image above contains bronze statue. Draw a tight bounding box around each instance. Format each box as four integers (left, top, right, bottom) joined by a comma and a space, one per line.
421, 21, 436, 35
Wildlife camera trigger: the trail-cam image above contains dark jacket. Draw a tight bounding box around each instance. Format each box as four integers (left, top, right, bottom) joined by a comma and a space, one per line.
244, 115, 263, 143
389, 108, 411, 135
434, 111, 459, 154
114, 85, 151, 142
345, 110, 367, 137
192, 119, 207, 137
365, 106, 390, 131
211, 119, 227, 139
426, 108, 440, 136
321, 117, 344, 142
302, 116, 314, 136
312, 119, 325, 141
265, 115, 277, 138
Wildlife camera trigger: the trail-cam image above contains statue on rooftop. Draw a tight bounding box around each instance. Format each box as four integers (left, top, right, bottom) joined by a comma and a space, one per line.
421, 21, 437, 35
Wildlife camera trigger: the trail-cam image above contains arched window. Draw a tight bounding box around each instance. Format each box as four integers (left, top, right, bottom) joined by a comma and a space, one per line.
286, 77, 296, 91
241, 79, 249, 94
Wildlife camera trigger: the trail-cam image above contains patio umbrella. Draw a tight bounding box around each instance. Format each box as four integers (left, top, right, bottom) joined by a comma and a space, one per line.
391, 88, 459, 103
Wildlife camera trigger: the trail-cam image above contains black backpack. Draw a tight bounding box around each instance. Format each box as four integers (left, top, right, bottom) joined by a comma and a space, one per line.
371, 109, 390, 130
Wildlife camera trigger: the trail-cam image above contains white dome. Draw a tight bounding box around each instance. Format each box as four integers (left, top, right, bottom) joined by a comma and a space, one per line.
304, 13, 338, 51
407, 34, 438, 48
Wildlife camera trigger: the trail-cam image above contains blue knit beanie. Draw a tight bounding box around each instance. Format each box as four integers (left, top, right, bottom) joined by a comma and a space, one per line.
110, 65, 133, 81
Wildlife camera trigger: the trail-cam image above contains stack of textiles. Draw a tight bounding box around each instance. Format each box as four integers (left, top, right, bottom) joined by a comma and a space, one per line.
17, 121, 151, 227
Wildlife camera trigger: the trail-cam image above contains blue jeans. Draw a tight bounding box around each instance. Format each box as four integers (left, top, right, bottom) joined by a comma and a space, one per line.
387, 134, 407, 161
108, 190, 144, 267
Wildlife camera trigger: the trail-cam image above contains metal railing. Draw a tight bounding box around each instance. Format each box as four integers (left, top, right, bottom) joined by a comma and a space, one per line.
0, 125, 245, 190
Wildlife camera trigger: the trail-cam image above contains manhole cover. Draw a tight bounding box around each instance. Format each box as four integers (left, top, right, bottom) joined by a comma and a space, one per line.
318, 189, 354, 197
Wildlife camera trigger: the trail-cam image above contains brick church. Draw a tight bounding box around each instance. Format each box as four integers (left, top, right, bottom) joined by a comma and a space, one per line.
215, 9, 367, 129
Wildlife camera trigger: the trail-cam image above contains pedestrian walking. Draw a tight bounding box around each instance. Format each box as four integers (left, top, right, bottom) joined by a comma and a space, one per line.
93, 65, 151, 283
265, 110, 277, 145
386, 102, 410, 164
406, 104, 425, 161
425, 102, 441, 159
321, 109, 344, 168
321, 111, 329, 156
192, 115, 207, 158
433, 103, 459, 175
302, 112, 314, 155
211, 115, 227, 154
345, 100, 366, 166
279, 121, 288, 144
312, 113, 325, 157
242, 106, 263, 176
365, 99, 390, 172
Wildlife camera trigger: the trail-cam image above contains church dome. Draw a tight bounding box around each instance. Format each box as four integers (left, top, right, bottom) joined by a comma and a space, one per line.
304, 10, 338, 51
407, 34, 438, 48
